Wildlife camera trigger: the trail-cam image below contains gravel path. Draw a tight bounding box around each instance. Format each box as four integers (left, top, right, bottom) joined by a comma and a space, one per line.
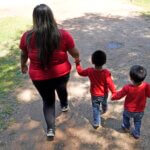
0, 0, 150, 149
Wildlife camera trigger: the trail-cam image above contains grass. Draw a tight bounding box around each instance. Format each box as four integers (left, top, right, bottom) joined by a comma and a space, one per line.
132, 0, 150, 9
131, 0, 150, 16
0, 17, 31, 131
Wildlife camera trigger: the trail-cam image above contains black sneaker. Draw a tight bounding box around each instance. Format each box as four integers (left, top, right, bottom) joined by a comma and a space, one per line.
61, 105, 69, 112
47, 129, 54, 137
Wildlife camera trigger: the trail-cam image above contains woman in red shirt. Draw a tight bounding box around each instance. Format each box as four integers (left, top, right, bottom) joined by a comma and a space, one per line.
19, 4, 79, 139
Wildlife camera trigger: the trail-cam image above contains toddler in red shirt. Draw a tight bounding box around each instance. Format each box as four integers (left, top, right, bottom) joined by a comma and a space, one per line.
75, 50, 116, 129
112, 65, 150, 139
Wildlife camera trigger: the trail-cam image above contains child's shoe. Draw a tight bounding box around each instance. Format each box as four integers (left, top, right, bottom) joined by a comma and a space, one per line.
102, 108, 107, 114
102, 106, 107, 114
93, 124, 102, 129
121, 124, 130, 133
131, 132, 140, 139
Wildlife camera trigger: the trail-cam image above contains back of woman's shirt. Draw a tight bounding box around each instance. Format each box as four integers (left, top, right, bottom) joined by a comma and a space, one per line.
19, 29, 75, 80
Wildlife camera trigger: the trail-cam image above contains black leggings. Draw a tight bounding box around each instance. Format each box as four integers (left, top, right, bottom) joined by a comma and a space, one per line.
32, 74, 70, 131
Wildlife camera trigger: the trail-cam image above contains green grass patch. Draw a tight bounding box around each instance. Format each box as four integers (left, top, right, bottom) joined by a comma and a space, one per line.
132, 0, 150, 16
132, 0, 150, 9
0, 16, 31, 131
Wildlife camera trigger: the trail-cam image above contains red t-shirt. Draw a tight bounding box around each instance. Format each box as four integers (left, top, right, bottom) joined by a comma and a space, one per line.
19, 29, 75, 80
112, 82, 150, 112
76, 64, 116, 96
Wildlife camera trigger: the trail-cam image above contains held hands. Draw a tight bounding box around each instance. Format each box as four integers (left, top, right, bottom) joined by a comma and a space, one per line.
74, 57, 81, 65
21, 64, 28, 74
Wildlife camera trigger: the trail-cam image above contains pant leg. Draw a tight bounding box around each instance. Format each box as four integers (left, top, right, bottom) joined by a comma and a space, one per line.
132, 112, 144, 137
92, 96, 101, 126
102, 95, 108, 112
55, 74, 70, 108
32, 80, 55, 132
122, 110, 130, 129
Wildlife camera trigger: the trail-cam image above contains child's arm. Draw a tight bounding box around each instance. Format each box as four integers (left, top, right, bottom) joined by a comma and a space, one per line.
146, 83, 150, 98
75, 60, 88, 77
111, 86, 127, 101
106, 72, 116, 94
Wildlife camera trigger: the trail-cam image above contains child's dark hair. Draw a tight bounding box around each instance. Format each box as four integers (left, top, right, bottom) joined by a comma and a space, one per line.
129, 65, 147, 83
92, 50, 106, 66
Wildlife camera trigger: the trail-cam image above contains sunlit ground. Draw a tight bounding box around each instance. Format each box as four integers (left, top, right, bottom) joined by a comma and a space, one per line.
0, 0, 143, 19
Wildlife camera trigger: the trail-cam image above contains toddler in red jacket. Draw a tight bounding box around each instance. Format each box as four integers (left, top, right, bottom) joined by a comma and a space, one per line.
112, 65, 150, 139
75, 50, 116, 129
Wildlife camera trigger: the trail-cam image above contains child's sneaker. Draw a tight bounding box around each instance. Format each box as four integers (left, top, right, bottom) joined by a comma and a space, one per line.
102, 108, 107, 114
61, 105, 69, 112
121, 124, 130, 133
102, 106, 107, 114
93, 124, 102, 129
131, 131, 140, 139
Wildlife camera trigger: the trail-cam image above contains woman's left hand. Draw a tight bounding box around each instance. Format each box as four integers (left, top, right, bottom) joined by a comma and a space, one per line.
21, 64, 28, 74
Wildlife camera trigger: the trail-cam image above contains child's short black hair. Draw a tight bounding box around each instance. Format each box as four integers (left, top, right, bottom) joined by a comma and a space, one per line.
92, 50, 106, 66
129, 65, 147, 83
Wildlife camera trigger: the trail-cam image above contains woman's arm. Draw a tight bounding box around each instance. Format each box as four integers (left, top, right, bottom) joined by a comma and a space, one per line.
68, 47, 79, 59
19, 32, 29, 74
20, 51, 28, 74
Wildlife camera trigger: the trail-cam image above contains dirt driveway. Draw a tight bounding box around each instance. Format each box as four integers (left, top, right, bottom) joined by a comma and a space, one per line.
0, 0, 150, 149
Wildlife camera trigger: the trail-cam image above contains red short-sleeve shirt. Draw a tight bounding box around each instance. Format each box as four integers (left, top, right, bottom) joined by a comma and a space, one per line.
19, 29, 75, 80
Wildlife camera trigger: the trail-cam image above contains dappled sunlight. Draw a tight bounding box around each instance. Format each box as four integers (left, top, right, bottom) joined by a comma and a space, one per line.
17, 133, 29, 142
68, 80, 90, 98
144, 34, 150, 38
112, 101, 124, 113
68, 127, 104, 143
17, 88, 37, 103
110, 130, 138, 146
72, 71, 82, 78
9, 122, 21, 131
108, 102, 123, 114
66, 127, 137, 150
56, 112, 71, 126
23, 120, 40, 130
128, 51, 138, 57
0, 49, 9, 57
55, 128, 67, 140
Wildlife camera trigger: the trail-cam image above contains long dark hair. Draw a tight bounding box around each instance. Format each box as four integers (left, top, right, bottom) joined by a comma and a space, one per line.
27, 4, 60, 68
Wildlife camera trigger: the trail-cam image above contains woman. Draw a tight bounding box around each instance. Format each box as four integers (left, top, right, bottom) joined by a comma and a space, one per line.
19, 4, 79, 138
